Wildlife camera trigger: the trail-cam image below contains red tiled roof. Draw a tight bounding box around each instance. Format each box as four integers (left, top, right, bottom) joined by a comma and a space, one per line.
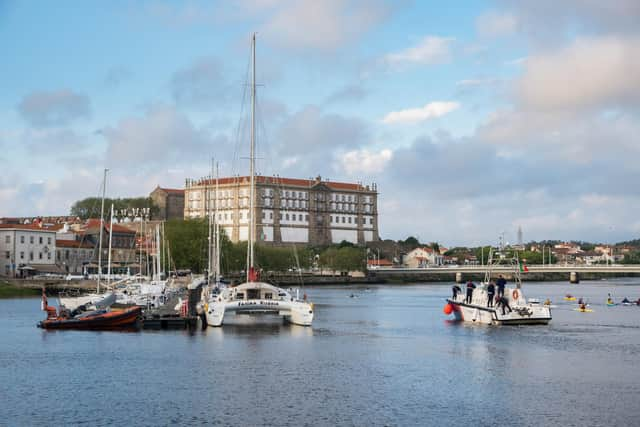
0, 224, 57, 232
56, 239, 94, 249
84, 219, 136, 234
190, 176, 372, 192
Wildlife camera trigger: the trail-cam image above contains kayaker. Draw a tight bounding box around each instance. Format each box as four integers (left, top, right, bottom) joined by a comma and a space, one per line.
486, 281, 495, 308
578, 297, 584, 305
496, 295, 512, 315
544, 298, 551, 306
496, 275, 507, 298
607, 293, 614, 304
579, 302, 587, 311
465, 280, 476, 304
452, 285, 461, 299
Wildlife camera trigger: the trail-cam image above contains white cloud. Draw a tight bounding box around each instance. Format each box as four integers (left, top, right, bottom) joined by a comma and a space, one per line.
382, 101, 459, 124
338, 148, 393, 174
260, 0, 394, 51
476, 11, 518, 38
516, 36, 640, 111
383, 36, 454, 68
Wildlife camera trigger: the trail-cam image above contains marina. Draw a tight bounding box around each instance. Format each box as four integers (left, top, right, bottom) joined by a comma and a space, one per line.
2, 280, 640, 425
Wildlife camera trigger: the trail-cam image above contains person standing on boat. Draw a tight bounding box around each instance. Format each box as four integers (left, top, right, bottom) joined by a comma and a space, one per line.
496, 275, 507, 298
452, 284, 461, 299
496, 295, 512, 315
487, 281, 495, 308
465, 280, 476, 304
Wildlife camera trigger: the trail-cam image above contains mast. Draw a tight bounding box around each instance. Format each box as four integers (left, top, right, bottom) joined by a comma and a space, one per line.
215, 162, 220, 284
247, 32, 256, 282
107, 203, 114, 288
208, 159, 214, 282
97, 168, 108, 294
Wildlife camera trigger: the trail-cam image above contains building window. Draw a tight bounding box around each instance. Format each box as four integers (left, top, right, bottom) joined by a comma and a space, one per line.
30, 236, 34, 244
39, 236, 43, 244
342, 195, 345, 201
262, 212, 266, 219
20, 251, 24, 260
39, 252, 43, 260
65, 250, 70, 260
370, 218, 373, 225
47, 252, 51, 260
348, 217, 352, 224
306, 215, 309, 221
286, 214, 290, 220
269, 212, 273, 219
48, 237, 52, 245
279, 213, 282, 220
4, 236, 9, 244
299, 214, 303, 221
342, 217, 346, 223
4, 251, 9, 259
29, 252, 33, 261
20, 236, 24, 244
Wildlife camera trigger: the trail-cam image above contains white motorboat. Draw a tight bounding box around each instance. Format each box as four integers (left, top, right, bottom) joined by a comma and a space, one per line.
444, 248, 551, 325
205, 34, 313, 327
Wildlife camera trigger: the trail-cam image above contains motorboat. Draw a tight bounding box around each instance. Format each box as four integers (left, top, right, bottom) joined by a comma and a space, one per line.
38, 288, 141, 330
444, 248, 551, 325
204, 34, 313, 327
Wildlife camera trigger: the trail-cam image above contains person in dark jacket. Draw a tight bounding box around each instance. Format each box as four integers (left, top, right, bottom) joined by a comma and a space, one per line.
487, 281, 496, 307
466, 280, 476, 304
452, 285, 461, 299
496, 275, 507, 298
496, 295, 512, 315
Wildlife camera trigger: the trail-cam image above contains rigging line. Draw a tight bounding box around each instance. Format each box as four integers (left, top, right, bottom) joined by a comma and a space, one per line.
231, 46, 253, 177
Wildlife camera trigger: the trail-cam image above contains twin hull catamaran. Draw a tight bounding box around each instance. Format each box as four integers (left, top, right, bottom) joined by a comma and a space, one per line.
204, 33, 314, 327
445, 249, 551, 325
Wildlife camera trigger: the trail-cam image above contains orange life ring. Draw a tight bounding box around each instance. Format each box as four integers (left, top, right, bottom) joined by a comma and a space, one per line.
512, 289, 519, 300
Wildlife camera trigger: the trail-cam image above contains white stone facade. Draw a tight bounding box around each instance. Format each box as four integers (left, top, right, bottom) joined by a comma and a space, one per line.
0, 225, 57, 277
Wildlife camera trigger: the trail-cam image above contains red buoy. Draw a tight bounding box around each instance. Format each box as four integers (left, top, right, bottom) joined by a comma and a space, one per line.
443, 303, 453, 315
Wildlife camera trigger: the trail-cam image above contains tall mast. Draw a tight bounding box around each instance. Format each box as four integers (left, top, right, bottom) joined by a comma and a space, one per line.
247, 32, 256, 281
215, 161, 220, 284
107, 203, 114, 288
208, 158, 214, 282
97, 168, 108, 294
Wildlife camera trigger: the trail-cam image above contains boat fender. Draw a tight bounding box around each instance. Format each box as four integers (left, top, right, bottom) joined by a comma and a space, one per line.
512, 289, 519, 300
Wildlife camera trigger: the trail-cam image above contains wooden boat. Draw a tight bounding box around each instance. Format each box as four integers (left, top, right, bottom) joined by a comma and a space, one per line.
38, 288, 141, 330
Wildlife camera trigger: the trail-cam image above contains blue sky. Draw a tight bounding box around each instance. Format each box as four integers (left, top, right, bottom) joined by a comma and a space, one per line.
1, 0, 639, 246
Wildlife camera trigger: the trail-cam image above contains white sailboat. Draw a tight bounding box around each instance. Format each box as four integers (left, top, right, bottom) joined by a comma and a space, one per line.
205, 33, 314, 327
445, 248, 551, 325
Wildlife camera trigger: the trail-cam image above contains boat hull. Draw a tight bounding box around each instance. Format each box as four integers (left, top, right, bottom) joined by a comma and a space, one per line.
447, 296, 551, 325
38, 306, 142, 330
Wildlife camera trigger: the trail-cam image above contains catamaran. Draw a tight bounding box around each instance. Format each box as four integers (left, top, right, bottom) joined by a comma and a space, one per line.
444, 248, 551, 325
204, 34, 314, 327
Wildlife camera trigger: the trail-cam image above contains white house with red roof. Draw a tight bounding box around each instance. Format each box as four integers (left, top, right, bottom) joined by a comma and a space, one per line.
403, 247, 444, 268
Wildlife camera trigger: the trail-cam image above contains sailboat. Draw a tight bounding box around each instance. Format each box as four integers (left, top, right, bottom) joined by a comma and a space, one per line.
58, 168, 116, 313
204, 34, 314, 327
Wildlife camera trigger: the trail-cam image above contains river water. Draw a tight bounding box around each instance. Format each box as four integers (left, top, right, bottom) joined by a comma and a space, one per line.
2, 280, 640, 426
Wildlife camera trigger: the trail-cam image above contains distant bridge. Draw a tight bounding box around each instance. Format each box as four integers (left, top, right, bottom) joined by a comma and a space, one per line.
367, 265, 640, 283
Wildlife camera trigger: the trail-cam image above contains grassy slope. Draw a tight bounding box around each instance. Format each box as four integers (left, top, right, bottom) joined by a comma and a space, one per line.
0, 281, 41, 298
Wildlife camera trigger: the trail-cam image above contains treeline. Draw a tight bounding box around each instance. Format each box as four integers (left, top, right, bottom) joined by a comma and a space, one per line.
163, 219, 366, 274
70, 197, 159, 220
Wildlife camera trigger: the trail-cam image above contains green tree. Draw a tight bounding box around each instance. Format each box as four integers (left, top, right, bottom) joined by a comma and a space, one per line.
71, 197, 159, 220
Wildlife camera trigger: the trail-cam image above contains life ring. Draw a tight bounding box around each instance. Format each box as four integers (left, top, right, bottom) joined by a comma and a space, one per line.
512, 289, 519, 300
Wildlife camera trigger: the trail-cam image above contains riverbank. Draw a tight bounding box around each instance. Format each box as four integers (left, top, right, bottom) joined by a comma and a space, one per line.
0, 281, 41, 298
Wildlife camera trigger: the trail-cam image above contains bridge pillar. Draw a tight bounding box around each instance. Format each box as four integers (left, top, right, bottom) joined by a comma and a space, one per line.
455, 272, 464, 284
569, 271, 579, 284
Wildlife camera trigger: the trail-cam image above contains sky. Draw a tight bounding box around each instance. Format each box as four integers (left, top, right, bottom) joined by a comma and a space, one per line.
1, 0, 640, 246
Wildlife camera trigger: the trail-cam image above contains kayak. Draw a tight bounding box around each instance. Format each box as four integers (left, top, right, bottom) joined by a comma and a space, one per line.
574, 308, 594, 313
606, 302, 616, 306
564, 297, 576, 301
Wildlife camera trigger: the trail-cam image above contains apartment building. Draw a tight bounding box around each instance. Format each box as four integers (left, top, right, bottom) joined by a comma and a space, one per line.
0, 224, 58, 277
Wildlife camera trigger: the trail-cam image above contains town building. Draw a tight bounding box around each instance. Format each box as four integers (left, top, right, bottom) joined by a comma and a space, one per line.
150, 186, 185, 221
56, 239, 94, 274
403, 247, 443, 268
0, 224, 58, 277
184, 175, 379, 245
80, 219, 138, 273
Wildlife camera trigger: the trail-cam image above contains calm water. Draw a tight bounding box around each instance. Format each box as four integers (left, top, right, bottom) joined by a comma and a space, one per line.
2, 280, 640, 426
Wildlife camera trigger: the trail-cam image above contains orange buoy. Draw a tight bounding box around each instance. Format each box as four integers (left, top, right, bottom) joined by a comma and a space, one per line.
443, 303, 453, 315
